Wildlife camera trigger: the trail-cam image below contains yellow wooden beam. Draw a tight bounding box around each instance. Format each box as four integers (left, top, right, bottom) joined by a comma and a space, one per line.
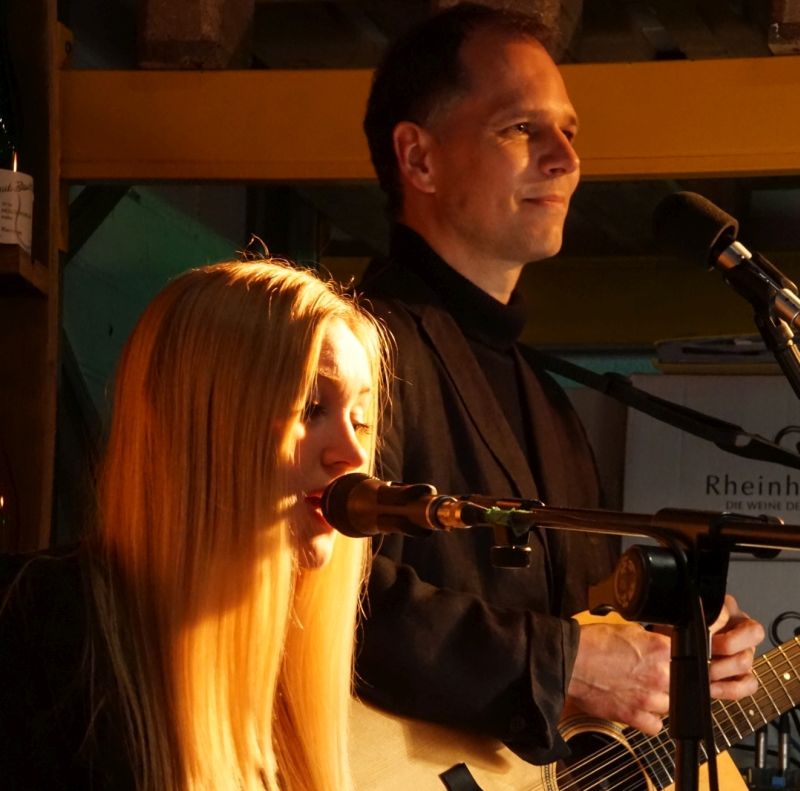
61, 56, 800, 182
61, 70, 375, 181
567, 57, 800, 180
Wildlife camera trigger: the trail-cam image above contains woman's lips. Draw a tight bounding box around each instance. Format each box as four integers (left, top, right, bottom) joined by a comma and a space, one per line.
304, 492, 323, 509
304, 493, 329, 527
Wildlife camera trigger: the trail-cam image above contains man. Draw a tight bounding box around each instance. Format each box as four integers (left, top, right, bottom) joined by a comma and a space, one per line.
356, 2, 764, 764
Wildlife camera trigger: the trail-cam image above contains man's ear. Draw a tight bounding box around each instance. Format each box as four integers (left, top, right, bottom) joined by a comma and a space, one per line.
392, 121, 437, 195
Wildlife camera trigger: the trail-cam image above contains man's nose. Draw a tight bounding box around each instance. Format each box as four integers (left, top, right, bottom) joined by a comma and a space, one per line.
540, 128, 580, 177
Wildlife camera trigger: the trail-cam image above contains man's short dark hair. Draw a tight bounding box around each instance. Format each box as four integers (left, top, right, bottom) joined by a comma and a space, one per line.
363, 3, 548, 217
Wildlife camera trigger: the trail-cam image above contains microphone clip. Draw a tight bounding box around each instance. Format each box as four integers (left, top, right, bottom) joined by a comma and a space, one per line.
470, 499, 547, 569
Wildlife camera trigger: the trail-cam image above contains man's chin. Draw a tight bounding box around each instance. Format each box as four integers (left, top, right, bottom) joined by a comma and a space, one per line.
520, 237, 564, 265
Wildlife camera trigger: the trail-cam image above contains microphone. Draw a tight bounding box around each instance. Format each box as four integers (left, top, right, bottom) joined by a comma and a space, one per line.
653, 191, 800, 329
320, 472, 488, 538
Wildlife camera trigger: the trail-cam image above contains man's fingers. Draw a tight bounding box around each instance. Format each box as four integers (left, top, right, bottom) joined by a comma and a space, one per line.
708, 648, 756, 681
710, 672, 759, 700
627, 710, 666, 736
711, 618, 764, 656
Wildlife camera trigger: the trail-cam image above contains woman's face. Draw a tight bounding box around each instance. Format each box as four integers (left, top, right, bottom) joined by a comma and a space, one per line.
289, 318, 373, 569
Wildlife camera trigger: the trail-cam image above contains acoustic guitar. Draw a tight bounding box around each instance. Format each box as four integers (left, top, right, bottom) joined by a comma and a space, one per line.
351, 631, 800, 790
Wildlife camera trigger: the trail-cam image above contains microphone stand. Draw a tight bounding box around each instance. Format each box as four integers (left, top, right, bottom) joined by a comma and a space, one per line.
323, 472, 800, 791
753, 310, 800, 403
590, 538, 725, 791
716, 250, 800, 402
522, 345, 800, 471
463, 499, 800, 791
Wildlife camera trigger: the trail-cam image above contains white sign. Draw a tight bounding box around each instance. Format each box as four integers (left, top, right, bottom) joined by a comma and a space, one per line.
624, 374, 800, 524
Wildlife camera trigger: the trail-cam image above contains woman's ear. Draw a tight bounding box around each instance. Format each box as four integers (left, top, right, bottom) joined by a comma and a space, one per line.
392, 121, 437, 196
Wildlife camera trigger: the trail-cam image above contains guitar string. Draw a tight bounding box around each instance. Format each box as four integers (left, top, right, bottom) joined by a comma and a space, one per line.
514, 639, 800, 791
499, 643, 800, 791
554, 648, 800, 791
514, 715, 683, 791
563, 643, 800, 791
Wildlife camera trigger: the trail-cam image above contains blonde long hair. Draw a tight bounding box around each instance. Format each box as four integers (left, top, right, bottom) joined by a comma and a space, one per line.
90, 260, 387, 791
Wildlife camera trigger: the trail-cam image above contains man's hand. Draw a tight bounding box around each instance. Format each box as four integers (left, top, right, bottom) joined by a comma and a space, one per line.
707, 594, 764, 700
566, 621, 671, 735
566, 597, 764, 735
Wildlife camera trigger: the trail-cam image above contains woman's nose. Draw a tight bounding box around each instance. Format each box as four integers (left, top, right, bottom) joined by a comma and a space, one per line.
322, 420, 368, 474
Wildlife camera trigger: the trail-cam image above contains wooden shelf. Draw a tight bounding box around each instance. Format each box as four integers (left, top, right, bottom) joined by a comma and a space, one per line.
0, 0, 61, 551
0, 245, 49, 295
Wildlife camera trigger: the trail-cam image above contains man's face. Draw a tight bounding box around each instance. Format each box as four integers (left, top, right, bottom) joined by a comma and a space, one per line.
422, 29, 580, 268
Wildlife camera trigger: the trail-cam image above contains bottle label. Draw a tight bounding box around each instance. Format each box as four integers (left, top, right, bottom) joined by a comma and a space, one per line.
0, 167, 33, 254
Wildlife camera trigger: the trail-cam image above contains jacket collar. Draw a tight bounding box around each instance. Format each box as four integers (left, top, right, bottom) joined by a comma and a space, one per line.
363, 225, 539, 498
418, 306, 540, 499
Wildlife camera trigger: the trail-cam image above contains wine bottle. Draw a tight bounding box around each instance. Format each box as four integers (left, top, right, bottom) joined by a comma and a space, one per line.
0, 0, 33, 254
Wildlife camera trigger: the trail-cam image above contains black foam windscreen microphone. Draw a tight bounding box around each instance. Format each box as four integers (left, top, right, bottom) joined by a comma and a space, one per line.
653, 191, 800, 329
653, 191, 739, 263
321, 472, 488, 538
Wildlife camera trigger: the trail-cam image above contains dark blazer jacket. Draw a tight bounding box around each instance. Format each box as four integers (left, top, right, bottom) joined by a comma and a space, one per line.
356, 235, 619, 763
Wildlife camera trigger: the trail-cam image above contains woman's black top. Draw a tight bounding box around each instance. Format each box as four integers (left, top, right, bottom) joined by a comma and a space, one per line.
0, 545, 134, 790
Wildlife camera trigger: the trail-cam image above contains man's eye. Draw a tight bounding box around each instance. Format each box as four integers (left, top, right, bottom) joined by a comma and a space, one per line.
302, 402, 325, 422
509, 122, 530, 135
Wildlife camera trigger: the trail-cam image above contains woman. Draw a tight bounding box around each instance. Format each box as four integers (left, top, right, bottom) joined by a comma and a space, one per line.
0, 259, 389, 790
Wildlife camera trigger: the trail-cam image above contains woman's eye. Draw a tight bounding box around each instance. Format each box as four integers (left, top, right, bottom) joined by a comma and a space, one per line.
352, 421, 372, 436
302, 401, 325, 423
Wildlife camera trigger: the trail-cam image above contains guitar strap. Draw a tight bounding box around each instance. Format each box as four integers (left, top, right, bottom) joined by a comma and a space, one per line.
439, 762, 484, 791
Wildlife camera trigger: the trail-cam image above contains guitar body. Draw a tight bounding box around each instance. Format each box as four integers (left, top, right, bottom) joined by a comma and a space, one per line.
553, 712, 745, 791
349, 699, 746, 791
350, 612, 755, 790
349, 697, 534, 791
